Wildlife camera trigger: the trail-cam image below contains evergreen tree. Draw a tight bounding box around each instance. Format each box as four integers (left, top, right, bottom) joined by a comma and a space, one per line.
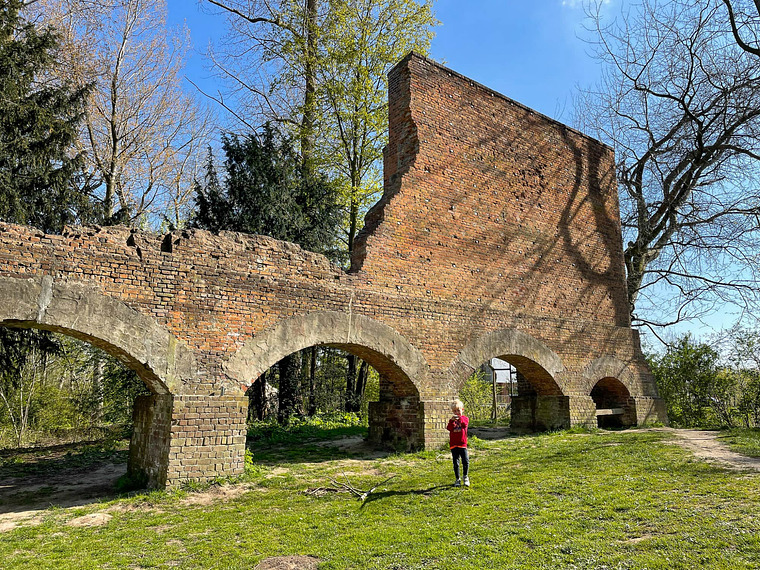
0, 0, 93, 233
191, 124, 342, 422
192, 124, 342, 258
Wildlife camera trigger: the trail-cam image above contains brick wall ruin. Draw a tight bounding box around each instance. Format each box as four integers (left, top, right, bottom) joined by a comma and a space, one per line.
0, 53, 667, 487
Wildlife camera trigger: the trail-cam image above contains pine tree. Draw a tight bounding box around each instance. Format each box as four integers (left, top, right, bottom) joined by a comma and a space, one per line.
192, 125, 342, 258
0, 0, 93, 233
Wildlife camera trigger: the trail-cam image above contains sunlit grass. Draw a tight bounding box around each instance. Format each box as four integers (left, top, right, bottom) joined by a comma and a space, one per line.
718, 427, 760, 458
1, 429, 759, 569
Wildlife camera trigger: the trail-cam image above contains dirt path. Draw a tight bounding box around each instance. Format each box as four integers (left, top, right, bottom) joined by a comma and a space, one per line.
660, 428, 760, 471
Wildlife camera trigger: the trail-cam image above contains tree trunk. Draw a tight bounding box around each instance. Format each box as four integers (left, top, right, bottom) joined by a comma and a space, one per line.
249, 370, 268, 422
278, 352, 302, 423
355, 360, 369, 412
308, 346, 317, 416
92, 351, 104, 426
345, 353, 357, 413
301, 0, 318, 167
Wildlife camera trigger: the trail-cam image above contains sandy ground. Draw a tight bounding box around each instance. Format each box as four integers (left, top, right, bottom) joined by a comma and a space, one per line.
1, 429, 758, 534
660, 428, 760, 471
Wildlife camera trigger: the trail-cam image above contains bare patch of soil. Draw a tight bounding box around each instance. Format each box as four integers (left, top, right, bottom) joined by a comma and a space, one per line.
254, 555, 321, 570
315, 435, 389, 459
179, 484, 250, 507
660, 428, 760, 471
469, 427, 513, 440
67, 513, 113, 527
0, 460, 124, 513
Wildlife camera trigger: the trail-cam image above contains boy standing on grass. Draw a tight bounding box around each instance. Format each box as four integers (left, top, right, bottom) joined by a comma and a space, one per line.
446, 399, 469, 487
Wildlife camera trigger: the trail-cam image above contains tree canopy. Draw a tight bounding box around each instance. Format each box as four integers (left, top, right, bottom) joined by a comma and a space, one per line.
191, 124, 342, 258
578, 0, 760, 333
0, 0, 93, 233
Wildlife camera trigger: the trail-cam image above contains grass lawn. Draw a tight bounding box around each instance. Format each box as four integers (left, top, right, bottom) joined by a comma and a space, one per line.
1, 428, 759, 569
717, 428, 760, 458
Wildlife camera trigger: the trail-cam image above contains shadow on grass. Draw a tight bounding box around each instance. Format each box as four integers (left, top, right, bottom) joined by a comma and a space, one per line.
359, 485, 452, 509
247, 433, 396, 466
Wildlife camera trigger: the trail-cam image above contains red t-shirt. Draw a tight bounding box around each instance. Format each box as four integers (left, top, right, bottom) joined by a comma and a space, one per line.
446, 415, 469, 448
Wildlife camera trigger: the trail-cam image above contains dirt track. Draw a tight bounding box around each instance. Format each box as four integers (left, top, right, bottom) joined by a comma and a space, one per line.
662, 428, 760, 471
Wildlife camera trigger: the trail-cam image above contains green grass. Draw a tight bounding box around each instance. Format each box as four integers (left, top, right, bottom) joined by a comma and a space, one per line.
1, 430, 760, 569
717, 427, 760, 458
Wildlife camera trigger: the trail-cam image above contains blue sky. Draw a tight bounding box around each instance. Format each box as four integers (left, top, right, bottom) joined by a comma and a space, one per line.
166, 0, 605, 126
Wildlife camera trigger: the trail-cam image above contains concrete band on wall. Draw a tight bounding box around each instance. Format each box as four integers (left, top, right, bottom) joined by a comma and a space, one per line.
0, 275, 194, 395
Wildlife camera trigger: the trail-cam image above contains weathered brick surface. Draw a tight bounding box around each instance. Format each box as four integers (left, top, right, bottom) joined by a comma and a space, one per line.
0, 53, 667, 487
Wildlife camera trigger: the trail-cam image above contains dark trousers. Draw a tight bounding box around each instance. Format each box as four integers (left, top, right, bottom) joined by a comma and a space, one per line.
451, 446, 469, 480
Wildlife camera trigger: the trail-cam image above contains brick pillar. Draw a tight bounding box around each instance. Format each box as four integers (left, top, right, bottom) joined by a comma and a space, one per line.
165, 394, 248, 487
422, 400, 451, 449
569, 395, 597, 428
634, 396, 669, 426
512, 395, 570, 431
129, 394, 174, 489
368, 375, 424, 451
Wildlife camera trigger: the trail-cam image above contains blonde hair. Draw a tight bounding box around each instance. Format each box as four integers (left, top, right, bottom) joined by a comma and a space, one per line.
451, 399, 464, 413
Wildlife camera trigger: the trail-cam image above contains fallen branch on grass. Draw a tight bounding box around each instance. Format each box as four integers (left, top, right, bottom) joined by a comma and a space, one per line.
326, 472, 396, 502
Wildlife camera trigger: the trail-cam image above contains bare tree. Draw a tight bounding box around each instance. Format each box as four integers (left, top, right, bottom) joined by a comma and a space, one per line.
721, 0, 760, 56
577, 0, 760, 334
203, 0, 320, 159
31, 0, 213, 228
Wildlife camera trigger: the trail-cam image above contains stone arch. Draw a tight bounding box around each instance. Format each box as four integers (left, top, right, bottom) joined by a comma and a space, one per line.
582, 356, 638, 428
452, 328, 565, 393
224, 311, 428, 450
451, 328, 569, 431
224, 310, 427, 389
580, 355, 640, 397
0, 275, 194, 394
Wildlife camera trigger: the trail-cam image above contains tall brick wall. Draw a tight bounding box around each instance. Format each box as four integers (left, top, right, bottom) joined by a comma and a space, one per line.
0, 53, 667, 487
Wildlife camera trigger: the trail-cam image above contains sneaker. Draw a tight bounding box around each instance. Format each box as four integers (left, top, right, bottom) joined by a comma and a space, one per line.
454, 479, 461, 487
464, 476, 470, 487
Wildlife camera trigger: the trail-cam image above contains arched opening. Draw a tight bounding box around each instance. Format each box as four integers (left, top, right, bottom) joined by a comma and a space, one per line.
226, 312, 427, 453
245, 343, 421, 453
453, 329, 569, 432
0, 276, 194, 491
461, 354, 569, 432
590, 377, 637, 428
0, 323, 167, 507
